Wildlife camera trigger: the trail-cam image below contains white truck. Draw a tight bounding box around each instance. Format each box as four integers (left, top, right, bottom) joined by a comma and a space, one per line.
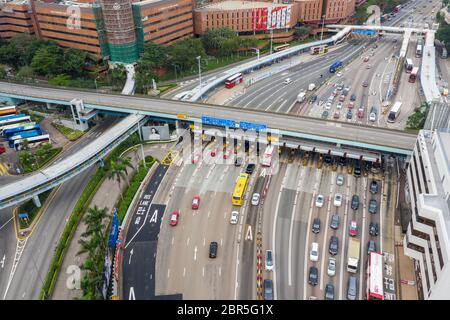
297, 92, 306, 103
308, 83, 316, 91
347, 238, 360, 273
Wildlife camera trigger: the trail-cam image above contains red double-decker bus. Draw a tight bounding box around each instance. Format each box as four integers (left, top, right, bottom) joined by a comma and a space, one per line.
366, 252, 384, 300
409, 67, 419, 83
225, 73, 243, 89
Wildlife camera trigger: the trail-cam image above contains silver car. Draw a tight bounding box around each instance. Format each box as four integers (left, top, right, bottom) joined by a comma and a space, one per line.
336, 174, 344, 186
251, 193, 260, 206
327, 257, 336, 277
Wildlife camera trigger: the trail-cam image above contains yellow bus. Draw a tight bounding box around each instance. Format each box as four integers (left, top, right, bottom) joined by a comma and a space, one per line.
232, 173, 249, 206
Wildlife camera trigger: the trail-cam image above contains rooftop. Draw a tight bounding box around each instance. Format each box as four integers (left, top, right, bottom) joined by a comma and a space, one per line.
197, 0, 291, 11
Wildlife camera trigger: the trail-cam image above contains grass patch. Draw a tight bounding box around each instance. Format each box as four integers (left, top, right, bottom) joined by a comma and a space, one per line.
17, 189, 52, 229
19, 145, 62, 173
52, 122, 85, 141
158, 83, 177, 94
116, 156, 156, 223
406, 103, 429, 131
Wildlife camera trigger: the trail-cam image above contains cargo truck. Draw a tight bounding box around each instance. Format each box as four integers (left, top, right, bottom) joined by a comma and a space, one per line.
297, 92, 306, 103
347, 237, 360, 273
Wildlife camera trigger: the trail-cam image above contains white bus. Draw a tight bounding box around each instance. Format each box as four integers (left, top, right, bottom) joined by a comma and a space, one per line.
366, 252, 384, 300
261, 144, 275, 167
387, 102, 402, 123
404, 58, 414, 73
14, 134, 50, 151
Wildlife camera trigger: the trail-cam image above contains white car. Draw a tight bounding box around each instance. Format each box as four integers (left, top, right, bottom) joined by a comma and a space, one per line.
310, 242, 319, 262
325, 102, 332, 109
251, 193, 260, 206
327, 257, 336, 277
334, 193, 343, 207
336, 102, 343, 109
336, 174, 344, 186
283, 78, 292, 85
336, 72, 342, 77
230, 211, 239, 224
315, 195, 325, 208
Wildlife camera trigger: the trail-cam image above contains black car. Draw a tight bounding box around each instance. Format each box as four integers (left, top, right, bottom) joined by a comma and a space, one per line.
264, 279, 273, 300
324, 283, 335, 300
351, 195, 360, 210
312, 217, 321, 234
370, 180, 378, 194
245, 163, 255, 174
235, 157, 243, 167
324, 155, 332, 165
209, 241, 218, 258
346, 110, 353, 120
330, 214, 340, 230
322, 110, 329, 119
353, 165, 361, 177
339, 156, 347, 166
369, 222, 379, 236
310, 95, 318, 103
368, 199, 378, 214
308, 266, 318, 286
350, 94, 357, 101
329, 236, 339, 255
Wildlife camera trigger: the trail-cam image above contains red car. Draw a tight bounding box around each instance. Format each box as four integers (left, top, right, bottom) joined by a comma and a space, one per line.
357, 108, 365, 119
170, 211, 180, 226
192, 154, 200, 164
0, 143, 5, 155
349, 220, 358, 237
192, 195, 200, 209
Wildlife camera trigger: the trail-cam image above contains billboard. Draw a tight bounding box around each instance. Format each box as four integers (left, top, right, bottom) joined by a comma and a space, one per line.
253, 7, 268, 31
142, 124, 170, 141
265, 6, 291, 30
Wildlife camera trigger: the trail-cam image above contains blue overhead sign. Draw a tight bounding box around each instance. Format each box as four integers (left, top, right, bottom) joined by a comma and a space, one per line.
352, 29, 376, 36
201, 116, 237, 128
239, 121, 267, 131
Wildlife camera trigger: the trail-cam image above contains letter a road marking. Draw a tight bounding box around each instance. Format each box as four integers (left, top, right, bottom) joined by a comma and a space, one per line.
149, 210, 158, 224
246, 225, 253, 241
129, 287, 135, 300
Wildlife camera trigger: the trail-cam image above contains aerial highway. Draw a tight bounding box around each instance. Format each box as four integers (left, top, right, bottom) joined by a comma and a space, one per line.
0, 82, 416, 154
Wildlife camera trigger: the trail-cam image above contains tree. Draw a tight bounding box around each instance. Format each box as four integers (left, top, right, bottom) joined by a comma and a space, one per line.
63, 49, 87, 78
49, 74, 71, 86
106, 158, 129, 198
31, 45, 64, 76
0, 68, 6, 79
134, 59, 156, 94
202, 27, 237, 56
140, 42, 167, 67
168, 38, 206, 71
15, 66, 35, 81
294, 26, 312, 40
107, 64, 126, 90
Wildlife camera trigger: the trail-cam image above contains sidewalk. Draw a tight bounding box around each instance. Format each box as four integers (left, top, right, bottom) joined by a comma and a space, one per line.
397, 243, 418, 300
50, 143, 171, 299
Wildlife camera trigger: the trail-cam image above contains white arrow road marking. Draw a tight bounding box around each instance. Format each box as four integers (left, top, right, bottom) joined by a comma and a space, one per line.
194, 246, 197, 261
245, 225, 253, 241
128, 249, 133, 265
129, 287, 135, 300
0, 255, 5, 269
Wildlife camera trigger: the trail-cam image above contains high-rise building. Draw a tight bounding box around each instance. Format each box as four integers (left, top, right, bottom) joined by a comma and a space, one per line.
403, 129, 450, 299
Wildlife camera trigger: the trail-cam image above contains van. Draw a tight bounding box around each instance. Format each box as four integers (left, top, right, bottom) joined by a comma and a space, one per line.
310, 242, 319, 262
347, 276, 358, 300
264, 279, 273, 300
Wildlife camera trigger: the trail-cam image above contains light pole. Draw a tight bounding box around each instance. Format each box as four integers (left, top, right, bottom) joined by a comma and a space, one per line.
196, 56, 202, 88
252, 48, 260, 61
320, 15, 326, 41
172, 63, 178, 82
270, 29, 274, 54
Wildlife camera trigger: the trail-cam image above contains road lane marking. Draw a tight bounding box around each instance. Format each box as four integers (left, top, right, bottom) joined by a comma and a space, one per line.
187, 237, 190, 246
234, 244, 240, 299
183, 268, 186, 277
203, 238, 206, 246
128, 248, 134, 265
219, 267, 222, 277
202, 267, 205, 277
167, 268, 170, 278
0, 255, 5, 269
129, 287, 135, 300
194, 246, 197, 261
171, 236, 174, 246
0, 216, 13, 231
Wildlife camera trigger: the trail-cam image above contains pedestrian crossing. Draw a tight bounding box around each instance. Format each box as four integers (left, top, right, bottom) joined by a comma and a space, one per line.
0, 162, 10, 176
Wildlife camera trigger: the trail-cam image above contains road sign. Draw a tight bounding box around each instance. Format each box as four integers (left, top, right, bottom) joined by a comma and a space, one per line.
352, 29, 376, 36
201, 116, 237, 128
239, 121, 267, 131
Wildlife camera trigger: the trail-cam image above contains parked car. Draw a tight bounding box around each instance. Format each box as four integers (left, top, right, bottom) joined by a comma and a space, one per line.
334, 193, 343, 207
265, 250, 274, 271
339, 157, 347, 166
251, 193, 260, 206
230, 211, 239, 224
351, 195, 360, 210
324, 283, 335, 300
329, 236, 339, 255
334, 110, 341, 119
368, 199, 378, 214
264, 279, 273, 300
209, 241, 218, 258
312, 217, 321, 233
234, 157, 243, 167
370, 180, 378, 194
192, 195, 200, 209
321, 110, 329, 119
309, 266, 319, 286
310, 95, 318, 103
336, 173, 344, 186
369, 222, 379, 236
347, 276, 358, 300
327, 257, 336, 277
357, 107, 364, 119
336, 102, 343, 109
330, 214, 340, 230
346, 110, 353, 120
349, 220, 358, 237
339, 94, 346, 102
315, 194, 325, 208
367, 240, 377, 255
353, 165, 362, 177
350, 94, 357, 101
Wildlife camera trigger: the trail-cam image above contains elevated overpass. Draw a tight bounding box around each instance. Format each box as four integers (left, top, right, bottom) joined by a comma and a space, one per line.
0, 113, 145, 209
0, 82, 416, 154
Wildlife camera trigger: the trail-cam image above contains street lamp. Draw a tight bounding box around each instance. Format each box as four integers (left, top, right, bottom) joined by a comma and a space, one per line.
196, 56, 202, 88
172, 63, 179, 82
252, 48, 260, 61
320, 15, 326, 41
269, 29, 274, 54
